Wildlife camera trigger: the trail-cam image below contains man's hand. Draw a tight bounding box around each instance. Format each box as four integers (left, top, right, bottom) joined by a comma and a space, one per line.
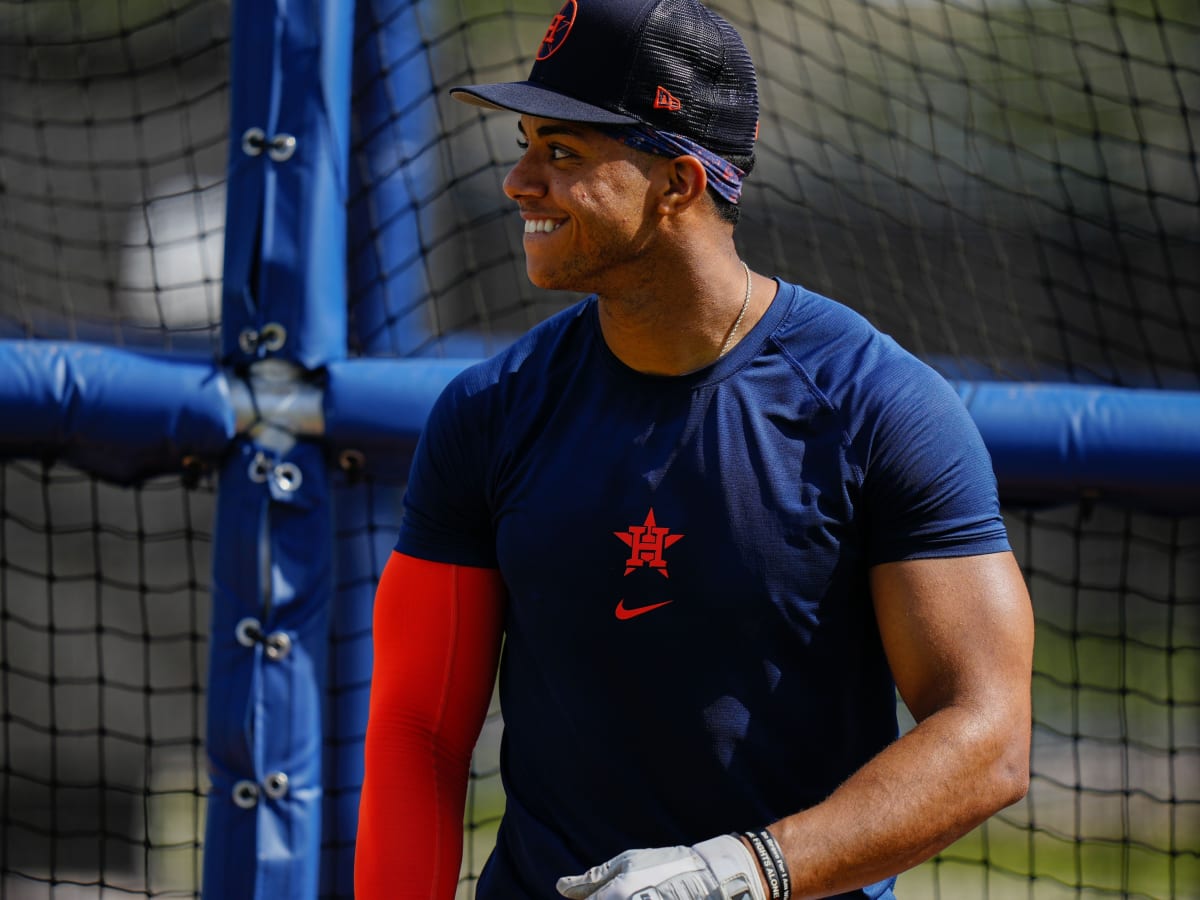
556, 835, 766, 900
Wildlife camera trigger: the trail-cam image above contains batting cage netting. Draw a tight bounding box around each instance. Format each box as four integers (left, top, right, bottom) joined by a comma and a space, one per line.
1, 0, 1197, 898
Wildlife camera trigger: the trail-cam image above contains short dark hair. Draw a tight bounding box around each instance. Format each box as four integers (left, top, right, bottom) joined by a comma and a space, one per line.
710, 153, 756, 226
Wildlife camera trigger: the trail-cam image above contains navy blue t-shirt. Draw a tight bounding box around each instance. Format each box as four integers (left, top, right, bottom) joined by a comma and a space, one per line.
396, 280, 1010, 899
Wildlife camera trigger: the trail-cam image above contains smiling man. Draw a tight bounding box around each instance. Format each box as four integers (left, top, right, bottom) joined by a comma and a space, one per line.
355, 2, 1034, 899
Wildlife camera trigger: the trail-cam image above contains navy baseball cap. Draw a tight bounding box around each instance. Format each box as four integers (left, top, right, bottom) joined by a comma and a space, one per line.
449, 0, 759, 159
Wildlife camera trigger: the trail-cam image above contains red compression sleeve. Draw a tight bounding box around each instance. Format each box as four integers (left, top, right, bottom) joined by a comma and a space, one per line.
355, 552, 506, 900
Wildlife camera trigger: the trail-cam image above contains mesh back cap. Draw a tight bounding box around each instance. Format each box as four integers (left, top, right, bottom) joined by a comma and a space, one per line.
450, 0, 759, 159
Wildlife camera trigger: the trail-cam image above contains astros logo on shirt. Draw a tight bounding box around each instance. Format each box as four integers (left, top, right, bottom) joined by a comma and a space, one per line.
613, 508, 683, 619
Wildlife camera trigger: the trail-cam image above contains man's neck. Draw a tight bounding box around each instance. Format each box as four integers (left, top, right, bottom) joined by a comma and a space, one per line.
595, 252, 774, 376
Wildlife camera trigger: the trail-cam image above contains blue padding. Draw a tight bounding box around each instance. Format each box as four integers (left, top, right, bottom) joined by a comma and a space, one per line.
323, 363, 1200, 513
955, 381, 1200, 513
0, 340, 233, 483
211, 0, 356, 892
323, 358, 474, 477
204, 439, 331, 900
222, 0, 354, 370
321, 476, 404, 896
348, 0, 438, 355
1, 339, 1196, 515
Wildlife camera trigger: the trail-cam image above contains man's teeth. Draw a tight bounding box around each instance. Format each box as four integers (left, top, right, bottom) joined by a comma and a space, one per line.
524, 219, 562, 234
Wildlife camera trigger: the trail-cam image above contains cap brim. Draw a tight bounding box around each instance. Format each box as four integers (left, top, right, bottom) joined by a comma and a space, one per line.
450, 82, 640, 126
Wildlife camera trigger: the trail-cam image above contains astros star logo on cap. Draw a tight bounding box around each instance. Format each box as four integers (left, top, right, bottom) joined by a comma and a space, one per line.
537, 0, 578, 60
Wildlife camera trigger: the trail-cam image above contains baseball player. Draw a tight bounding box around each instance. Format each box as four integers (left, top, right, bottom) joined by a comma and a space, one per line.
356, 1, 1034, 898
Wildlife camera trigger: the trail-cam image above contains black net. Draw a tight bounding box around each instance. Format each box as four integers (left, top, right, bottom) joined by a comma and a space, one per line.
1, 0, 1197, 897
0, 1, 227, 895
909, 506, 1200, 897
1, 462, 213, 897
0, 0, 229, 355
351, 0, 1199, 387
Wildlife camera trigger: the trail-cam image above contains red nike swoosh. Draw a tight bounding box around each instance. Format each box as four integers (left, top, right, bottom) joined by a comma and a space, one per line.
614, 599, 672, 620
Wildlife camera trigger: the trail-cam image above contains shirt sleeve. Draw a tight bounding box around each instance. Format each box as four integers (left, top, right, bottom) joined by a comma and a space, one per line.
860, 358, 1011, 565
395, 371, 499, 568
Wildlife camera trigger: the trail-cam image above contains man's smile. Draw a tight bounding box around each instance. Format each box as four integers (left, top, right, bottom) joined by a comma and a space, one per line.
524, 218, 564, 234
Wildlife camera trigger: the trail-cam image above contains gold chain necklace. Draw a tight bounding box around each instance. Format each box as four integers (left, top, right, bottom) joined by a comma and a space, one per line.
719, 261, 752, 358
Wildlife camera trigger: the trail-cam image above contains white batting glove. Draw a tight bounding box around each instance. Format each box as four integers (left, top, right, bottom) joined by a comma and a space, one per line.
556, 834, 765, 900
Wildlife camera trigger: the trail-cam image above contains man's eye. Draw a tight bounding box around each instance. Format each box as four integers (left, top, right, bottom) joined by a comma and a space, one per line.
549, 146, 572, 160
516, 137, 529, 150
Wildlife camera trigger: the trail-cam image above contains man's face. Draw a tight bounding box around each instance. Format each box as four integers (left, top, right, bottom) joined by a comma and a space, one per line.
503, 115, 663, 294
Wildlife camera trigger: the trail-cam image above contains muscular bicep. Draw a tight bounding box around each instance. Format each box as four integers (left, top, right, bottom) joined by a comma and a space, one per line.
871, 552, 1033, 727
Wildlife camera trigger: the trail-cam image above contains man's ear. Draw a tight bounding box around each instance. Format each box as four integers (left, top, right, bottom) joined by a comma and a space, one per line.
656, 154, 708, 216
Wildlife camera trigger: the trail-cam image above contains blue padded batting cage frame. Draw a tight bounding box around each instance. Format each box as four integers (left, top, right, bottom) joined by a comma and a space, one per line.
1, 1, 1197, 898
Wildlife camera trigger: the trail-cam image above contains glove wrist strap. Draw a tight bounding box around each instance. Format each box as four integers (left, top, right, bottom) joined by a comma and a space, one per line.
692, 835, 766, 900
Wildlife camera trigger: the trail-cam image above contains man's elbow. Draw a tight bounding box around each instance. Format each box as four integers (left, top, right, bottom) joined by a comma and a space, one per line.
986, 726, 1031, 812
996, 751, 1030, 810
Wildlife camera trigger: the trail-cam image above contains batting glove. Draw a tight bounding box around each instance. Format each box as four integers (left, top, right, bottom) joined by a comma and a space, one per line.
556, 834, 766, 900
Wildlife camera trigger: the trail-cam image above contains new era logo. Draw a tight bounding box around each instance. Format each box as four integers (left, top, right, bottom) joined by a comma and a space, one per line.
653, 85, 681, 111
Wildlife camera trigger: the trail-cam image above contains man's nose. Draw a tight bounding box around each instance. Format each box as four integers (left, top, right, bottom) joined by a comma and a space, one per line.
503, 153, 545, 201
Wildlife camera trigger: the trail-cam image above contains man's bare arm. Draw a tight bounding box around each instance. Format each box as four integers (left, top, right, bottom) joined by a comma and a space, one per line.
765, 551, 1034, 898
